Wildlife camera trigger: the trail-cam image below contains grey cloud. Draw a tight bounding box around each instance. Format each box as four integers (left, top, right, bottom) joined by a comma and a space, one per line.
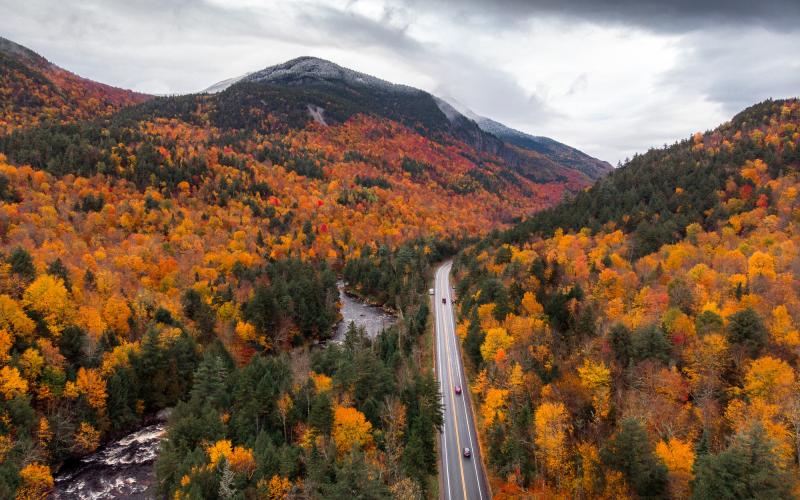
294, 3, 423, 56
394, 0, 800, 33
566, 73, 588, 96
661, 28, 800, 115
428, 59, 556, 126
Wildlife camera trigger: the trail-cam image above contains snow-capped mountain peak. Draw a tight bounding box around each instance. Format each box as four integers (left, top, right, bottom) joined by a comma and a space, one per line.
204, 56, 419, 95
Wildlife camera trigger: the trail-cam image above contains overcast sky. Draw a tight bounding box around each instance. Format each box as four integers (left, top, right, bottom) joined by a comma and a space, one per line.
1, 0, 799, 164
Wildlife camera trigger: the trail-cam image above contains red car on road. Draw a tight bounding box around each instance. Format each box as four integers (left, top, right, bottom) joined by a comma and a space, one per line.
463, 448, 471, 458
454, 385, 462, 395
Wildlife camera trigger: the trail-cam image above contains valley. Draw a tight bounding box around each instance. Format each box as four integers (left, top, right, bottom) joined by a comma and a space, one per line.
0, 8, 798, 499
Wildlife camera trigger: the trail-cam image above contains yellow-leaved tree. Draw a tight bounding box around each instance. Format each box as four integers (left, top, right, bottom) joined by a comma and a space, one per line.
103, 295, 131, 337
205, 439, 255, 476
23, 275, 73, 336
0, 329, 12, 362
482, 387, 509, 426
577, 359, 612, 419
206, 439, 233, 467
0, 295, 36, 341
18, 348, 44, 381
770, 305, 800, 347
75, 367, 107, 410
332, 406, 373, 455
480, 327, 512, 361
264, 475, 292, 500
521, 291, 544, 316
534, 401, 570, 481
0, 365, 28, 400
655, 437, 694, 499
743, 356, 795, 405
747, 251, 776, 281
73, 422, 101, 454
15, 462, 53, 500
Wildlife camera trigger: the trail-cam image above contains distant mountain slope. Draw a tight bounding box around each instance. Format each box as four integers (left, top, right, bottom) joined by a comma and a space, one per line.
205, 57, 611, 183
0, 36, 150, 134
467, 113, 611, 180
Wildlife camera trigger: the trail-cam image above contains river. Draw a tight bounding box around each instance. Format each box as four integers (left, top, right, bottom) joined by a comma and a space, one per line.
52, 422, 166, 499
333, 281, 396, 341
52, 283, 395, 498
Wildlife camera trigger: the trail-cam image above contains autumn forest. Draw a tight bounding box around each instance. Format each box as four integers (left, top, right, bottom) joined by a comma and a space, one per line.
0, 22, 799, 500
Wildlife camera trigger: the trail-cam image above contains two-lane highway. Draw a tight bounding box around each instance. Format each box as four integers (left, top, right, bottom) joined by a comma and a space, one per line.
434, 261, 490, 500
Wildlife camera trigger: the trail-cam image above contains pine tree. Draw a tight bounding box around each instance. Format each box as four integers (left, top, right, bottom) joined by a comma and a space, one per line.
726, 308, 767, 356
601, 418, 668, 499
692, 424, 791, 499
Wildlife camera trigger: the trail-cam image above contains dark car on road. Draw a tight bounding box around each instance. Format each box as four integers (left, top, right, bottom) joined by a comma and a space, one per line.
463, 448, 471, 458
442, 297, 446, 304
454, 385, 462, 395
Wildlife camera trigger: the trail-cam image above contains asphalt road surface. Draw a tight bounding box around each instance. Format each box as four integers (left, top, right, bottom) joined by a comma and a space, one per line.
435, 261, 491, 500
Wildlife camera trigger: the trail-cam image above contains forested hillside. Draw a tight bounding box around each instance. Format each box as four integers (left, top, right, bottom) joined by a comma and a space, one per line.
0, 87, 583, 252
503, 99, 800, 257
453, 98, 800, 498
157, 239, 447, 498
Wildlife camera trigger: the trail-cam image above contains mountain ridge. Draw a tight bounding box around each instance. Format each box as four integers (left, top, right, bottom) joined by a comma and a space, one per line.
465, 112, 611, 180
204, 56, 612, 181
500, 97, 800, 256
0, 35, 150, 133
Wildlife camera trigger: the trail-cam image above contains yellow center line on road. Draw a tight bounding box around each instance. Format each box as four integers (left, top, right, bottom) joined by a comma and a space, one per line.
442, 278, 469, 499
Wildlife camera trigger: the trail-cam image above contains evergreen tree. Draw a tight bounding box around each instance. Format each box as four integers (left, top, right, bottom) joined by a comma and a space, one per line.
610, 323, 633, 368
46, 258, 71, 291
601, 418, 668, 499
7, 247, 34, 281
692, 424, 791, 500
726, 308, 767, 356
631, 324, 671, 365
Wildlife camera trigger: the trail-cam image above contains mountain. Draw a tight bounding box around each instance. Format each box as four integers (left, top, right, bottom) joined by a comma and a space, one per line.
237, 55, 421, 94
0, 39, 545, 498
0, 36, 150, 134
0, 42, 588, 253
205, 56, 611, 182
